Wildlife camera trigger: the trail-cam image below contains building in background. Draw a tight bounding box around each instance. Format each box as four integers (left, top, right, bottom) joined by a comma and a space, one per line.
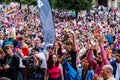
93, 0, 120, 10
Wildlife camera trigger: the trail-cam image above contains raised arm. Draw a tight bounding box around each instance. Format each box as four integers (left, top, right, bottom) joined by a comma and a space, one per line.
70, 30, 77, 52
86, 48, 97, 67
98, 37, 109, 65
100, 44, 109, 64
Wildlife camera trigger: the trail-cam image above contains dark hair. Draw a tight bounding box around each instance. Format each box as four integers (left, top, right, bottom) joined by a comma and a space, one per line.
81, 58, 92, 70
0, 48, 5, 54
47, 54, 59, 69
65, 40, 73, 46
115, 49, 120, 54
18, 37, 24, 40
93, 49, 97, 58
32, 47, 40, 52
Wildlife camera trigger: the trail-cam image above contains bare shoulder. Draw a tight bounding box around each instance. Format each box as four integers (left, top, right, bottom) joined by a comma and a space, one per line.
58, 63, 63, 69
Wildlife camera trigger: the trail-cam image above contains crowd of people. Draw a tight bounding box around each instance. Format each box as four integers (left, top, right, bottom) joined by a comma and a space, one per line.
0, 2, 120, 80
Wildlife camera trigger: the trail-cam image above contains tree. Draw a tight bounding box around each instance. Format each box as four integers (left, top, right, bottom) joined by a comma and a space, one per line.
50, 0, 93, 18
20, 0, 36, 14
49, 0, 57, 9
21, 0, 36, 5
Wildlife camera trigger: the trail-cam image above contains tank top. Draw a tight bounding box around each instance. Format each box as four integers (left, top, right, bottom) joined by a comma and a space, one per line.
48, 65, 61, 79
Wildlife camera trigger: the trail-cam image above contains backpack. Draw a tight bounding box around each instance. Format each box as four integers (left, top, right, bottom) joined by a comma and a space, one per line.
23, 55, 43, 80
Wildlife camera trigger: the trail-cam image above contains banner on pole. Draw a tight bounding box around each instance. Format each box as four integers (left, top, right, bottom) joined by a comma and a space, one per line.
36, 0, 56, 44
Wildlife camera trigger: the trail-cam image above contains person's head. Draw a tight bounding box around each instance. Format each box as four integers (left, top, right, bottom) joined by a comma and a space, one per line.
18, 36, 24, 41
3, 44, 14, 55
81, 58, 90, 70
0, 32, 4, 39
96, 53, 103, 65
32, 47, 40, 55
0, 48, 5, 60
53, 41, 63, 55
8, 31, 15, 39
33, 38, 42, 48
65, 40, 73, 53
111, 54, 116, 60
18, 36, 25, 45
53, 41, 61, 50
47, 54, 59, 69
115, 49, 120, 63
101, 65, 113, 79
52, 54, 58, 63
24, 36, 31, 44
46, 44, 53, 53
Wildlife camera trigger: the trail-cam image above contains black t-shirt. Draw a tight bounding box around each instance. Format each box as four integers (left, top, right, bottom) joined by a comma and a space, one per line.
0, 59, 5, 77
3, 54, 20, 80
82, 70, 87, 80
0, 59, 4, 67
66, 49, 77, 71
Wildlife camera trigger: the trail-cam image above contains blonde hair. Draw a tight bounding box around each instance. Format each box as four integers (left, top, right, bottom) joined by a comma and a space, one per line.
3, 44, 14, 50
8, 30, 16, 39
0, 48, 5, 54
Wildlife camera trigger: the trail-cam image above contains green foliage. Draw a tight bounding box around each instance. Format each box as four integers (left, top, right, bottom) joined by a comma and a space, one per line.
0, 0, 36, 5
0, 0, 12, 4
49, 0, 57, 9
50, 0, 93, 11
49, 0, 93, 18
21, 0, 36, 5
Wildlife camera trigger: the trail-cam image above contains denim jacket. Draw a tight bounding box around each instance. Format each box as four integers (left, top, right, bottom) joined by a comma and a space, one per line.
75, 68, 94, 80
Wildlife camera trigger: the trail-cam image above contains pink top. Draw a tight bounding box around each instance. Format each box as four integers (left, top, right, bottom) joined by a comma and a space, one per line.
48, 65, 61, 79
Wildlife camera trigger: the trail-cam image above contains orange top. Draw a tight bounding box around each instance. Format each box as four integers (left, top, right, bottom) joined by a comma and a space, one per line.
105, 49, 112, 60
94, 31, 99, 38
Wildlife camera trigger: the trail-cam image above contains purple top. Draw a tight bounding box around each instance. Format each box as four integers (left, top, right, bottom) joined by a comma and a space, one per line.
86, 46, 109, 77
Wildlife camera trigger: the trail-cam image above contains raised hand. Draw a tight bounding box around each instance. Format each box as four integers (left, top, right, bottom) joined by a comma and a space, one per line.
93, 74, 100, 80
98, 35, 104, 46
3, 64, 10, 69
0, 67, 3, 71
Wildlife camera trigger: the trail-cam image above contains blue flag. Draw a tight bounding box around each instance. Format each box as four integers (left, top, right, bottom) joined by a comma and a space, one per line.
36, 0, 56, 44
63, 60, 76, 80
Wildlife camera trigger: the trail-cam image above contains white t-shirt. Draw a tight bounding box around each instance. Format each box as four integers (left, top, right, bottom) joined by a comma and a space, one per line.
35, 52, 47, 69
115, 63, 120, 80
